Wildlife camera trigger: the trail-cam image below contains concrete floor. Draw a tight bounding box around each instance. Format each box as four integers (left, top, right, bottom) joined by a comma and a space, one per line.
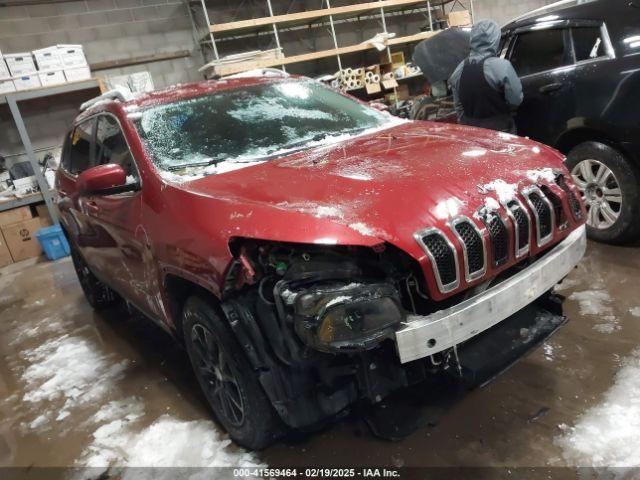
1, 241, 639, 474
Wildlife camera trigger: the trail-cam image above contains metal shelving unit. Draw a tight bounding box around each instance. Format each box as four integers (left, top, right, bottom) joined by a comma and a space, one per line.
0, 79, 103, 220
188, 0, 475, 77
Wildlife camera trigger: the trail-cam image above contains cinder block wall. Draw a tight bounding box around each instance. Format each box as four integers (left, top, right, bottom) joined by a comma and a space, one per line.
0, 0, 204, 157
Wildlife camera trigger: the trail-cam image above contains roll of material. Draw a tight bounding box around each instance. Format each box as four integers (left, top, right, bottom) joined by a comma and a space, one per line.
344, 68, 353, 76
382, 72, 394, 81
365, 71, 375, 79
354, 68, 364, 77
347, 79, 358, 89
372, 74, 380, 83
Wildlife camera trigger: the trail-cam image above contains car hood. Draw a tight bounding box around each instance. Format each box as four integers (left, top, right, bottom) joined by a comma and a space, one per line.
172, 121, 566, 252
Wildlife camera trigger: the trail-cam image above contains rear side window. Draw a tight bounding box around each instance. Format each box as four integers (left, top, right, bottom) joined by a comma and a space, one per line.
95, 115, 139, 182
572, 26, 606, 61
510, 29, 571, 76
66, 119, 94, 175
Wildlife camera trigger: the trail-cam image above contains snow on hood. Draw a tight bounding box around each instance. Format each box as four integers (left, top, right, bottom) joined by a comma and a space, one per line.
470, 20, 501, 59
173, 121, 566, 251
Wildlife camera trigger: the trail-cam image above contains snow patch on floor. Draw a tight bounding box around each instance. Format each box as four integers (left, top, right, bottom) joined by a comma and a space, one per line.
81, 404, 260, 469
556, 348, 640, 467
630, 307, 640, 318
20, 334, 129, 428
569, 290, 613, 316
593, 316, 621, 334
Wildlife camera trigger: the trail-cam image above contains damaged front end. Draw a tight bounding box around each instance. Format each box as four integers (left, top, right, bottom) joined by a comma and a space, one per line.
218, 230, 583, 432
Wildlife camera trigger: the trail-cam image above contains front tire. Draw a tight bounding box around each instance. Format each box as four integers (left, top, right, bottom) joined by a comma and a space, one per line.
566, 141, 640, 244
182, 295, 282, 450
70, 244, 119, 310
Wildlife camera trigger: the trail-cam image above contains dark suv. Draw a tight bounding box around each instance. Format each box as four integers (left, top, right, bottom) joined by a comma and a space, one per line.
501, 0, 640, 243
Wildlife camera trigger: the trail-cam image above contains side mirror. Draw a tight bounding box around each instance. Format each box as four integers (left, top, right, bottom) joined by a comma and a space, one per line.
77, 164, 135, 195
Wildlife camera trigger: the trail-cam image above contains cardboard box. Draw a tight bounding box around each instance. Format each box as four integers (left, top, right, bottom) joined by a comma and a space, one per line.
39, 70, 66, 87
2, 218, 43, 262
0, 56, 10, 80
4, 53, 37, 76
64, 65, 91, 82
365, 82, 381, 95
0, 232, 12, 268
380, 52, 405, 70
57, 44, 87, 68
35, 203, 52, 224
448, 10, 472, 27
0, 206, 33, 227
13, 74, 41, 91
0, 78, 16, 94
33, 46, 64, 72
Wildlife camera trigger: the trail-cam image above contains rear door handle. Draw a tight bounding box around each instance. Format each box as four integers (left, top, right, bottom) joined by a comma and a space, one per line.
539, 82, 565, 94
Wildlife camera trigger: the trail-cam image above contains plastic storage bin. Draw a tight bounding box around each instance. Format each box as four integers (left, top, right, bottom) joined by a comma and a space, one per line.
35, 224, 70, 261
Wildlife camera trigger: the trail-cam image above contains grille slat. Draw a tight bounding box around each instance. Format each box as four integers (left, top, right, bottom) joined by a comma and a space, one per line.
483, 214, 509, 267
453, 220, 485, 278
530, 193, 553, 238
507, 200, 530, 256
421, 231, 458, 291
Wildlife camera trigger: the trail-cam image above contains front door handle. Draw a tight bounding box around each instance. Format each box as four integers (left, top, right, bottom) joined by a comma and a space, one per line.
539, 82, 565, 94
85, 201, 99, 215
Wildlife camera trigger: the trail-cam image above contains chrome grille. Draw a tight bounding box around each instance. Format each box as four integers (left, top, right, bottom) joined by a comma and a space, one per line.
414, 229, 459, 293
506, 199, 531, 258
523, 187, 555, 247
483, 214, 509, 267
452, 218, 486, 281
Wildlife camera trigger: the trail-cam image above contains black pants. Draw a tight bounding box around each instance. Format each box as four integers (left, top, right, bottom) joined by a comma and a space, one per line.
460, 114, 517, 134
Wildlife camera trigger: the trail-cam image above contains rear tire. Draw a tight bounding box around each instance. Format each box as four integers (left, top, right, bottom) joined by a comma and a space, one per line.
70, 244, 120, 310
182, 295, 282, 450
566, 141, 640, 244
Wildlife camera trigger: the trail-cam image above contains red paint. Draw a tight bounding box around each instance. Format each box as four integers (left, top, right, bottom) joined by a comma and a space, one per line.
56, 78, 586, 332
77, 164, 126, 193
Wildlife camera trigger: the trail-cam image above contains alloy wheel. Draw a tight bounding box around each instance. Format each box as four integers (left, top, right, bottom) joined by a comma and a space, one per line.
571, 159, 622, 230
190, 323, 245, 427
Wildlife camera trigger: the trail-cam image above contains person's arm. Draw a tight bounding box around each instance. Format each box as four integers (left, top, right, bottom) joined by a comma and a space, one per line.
503, 62, 523, 108
484, 59, 523, 108
449, 62, 465, 120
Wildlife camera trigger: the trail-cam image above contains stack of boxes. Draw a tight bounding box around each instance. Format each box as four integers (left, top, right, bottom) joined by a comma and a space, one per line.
0, 204, 52, 267
0, 45, 91, 94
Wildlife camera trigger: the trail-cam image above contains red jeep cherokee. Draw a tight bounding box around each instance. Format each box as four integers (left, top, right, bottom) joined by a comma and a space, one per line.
56, 76, 587, 449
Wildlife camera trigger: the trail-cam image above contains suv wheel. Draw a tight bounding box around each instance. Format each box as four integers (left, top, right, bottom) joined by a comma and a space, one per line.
566, 141, 640, 244
70, 244, 120, 310
182, 295, 282, 450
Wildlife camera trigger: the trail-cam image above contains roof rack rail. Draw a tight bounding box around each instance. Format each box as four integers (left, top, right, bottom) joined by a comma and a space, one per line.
79, 86, 134, 112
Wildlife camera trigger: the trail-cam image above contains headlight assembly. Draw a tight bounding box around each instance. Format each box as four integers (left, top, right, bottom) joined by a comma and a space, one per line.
290, 283, 404, 352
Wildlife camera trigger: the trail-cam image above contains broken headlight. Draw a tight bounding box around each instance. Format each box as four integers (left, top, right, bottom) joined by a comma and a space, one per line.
290, 283, 404, 352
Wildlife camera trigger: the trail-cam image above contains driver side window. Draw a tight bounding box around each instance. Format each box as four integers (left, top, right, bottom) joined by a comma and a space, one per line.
510, 28, 571, 77
95, 115, 139, 184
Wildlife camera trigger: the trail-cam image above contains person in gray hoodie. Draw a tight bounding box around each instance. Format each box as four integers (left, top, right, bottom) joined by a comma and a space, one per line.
450, 20, 523, 133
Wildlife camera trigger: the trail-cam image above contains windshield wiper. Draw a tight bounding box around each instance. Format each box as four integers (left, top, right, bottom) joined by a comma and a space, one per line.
165, 158, 223, 171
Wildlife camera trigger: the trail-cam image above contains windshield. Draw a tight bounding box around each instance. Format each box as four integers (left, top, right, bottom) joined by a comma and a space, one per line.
134, 80, 390, 177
